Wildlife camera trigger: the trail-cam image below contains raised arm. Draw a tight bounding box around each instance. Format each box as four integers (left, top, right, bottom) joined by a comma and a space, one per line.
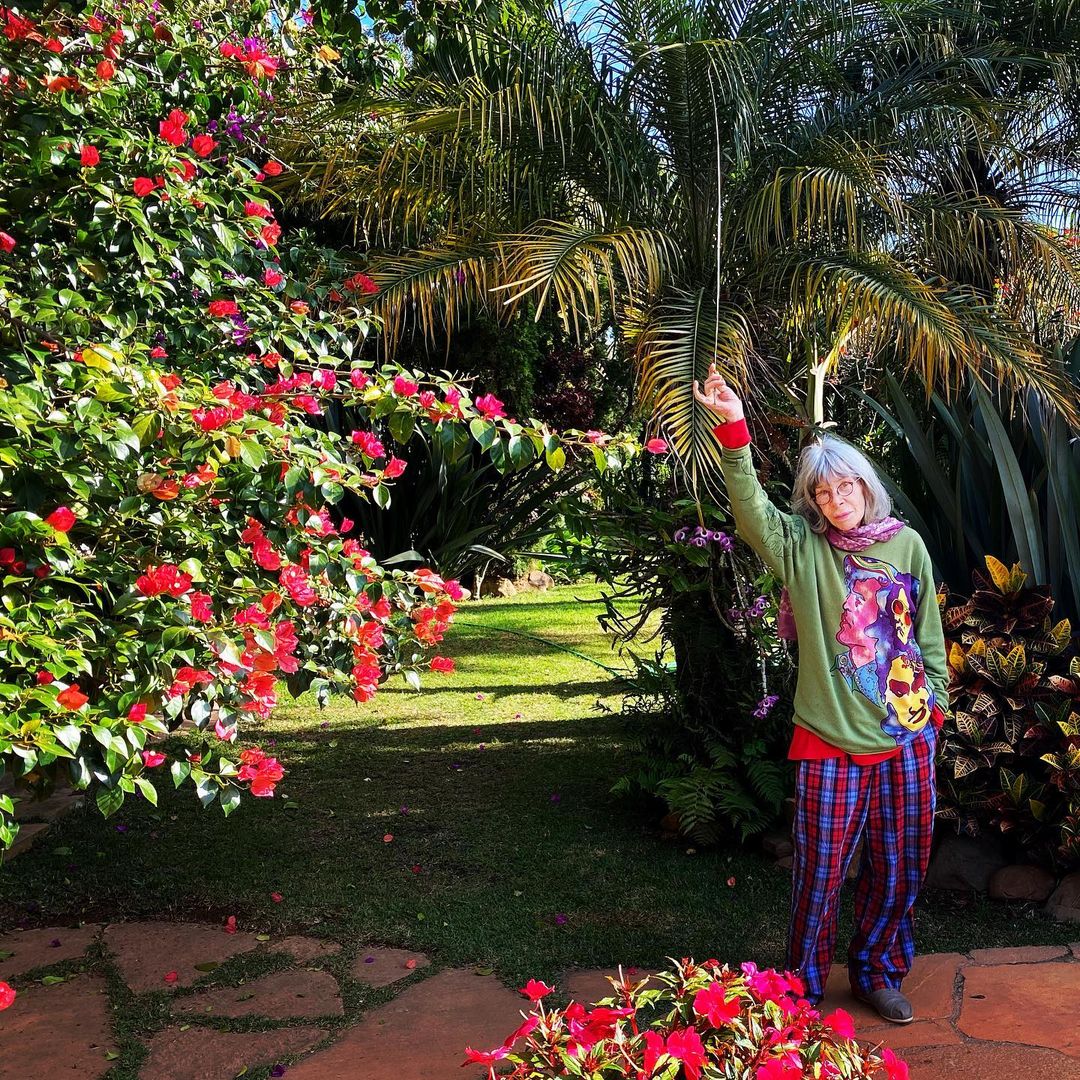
692, 366, 807, 581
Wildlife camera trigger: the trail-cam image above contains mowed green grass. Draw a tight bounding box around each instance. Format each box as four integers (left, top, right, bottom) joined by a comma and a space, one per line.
2, 585, 1073, 990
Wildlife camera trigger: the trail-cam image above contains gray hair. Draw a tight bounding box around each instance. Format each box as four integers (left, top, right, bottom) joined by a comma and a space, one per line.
791, 434, 892, 533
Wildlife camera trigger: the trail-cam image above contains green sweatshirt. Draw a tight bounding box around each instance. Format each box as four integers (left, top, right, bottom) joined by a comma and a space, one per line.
721, 442, 951, 755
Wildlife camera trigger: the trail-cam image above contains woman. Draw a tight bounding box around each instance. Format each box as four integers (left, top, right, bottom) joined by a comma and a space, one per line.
692, 365, 950, 1024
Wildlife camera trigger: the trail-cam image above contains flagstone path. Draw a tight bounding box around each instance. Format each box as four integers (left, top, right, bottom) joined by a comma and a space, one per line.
0, 920, 1078, 1078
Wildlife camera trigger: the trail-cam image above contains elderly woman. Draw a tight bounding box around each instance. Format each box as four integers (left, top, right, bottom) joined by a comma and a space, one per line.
693, 365, 949, 1024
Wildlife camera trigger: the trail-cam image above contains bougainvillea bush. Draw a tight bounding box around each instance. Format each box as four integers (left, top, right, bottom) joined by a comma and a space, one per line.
0, 0, 643, 850
463, 960, 908, 1080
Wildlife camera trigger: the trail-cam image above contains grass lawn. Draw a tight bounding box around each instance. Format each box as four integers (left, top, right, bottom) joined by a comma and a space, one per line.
1, 585, 1074, 1075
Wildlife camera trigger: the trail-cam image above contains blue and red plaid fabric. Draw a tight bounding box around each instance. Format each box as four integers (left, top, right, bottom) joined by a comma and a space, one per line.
787, 724, 936, 1001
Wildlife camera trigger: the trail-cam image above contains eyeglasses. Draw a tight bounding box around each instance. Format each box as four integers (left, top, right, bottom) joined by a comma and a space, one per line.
813, 479, 858, 506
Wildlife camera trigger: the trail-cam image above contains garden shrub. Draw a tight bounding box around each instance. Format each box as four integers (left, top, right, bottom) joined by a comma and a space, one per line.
938, 556, 1080, 869
561, 458, 794, 844
0, 0, 643, 849
463, 959, 908, 1079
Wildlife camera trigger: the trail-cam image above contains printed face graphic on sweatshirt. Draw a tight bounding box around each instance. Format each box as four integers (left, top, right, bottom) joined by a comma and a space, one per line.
833, 554, 934, 742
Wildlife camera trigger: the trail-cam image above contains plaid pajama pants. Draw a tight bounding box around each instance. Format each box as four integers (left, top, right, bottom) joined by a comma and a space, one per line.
787, 723, 936, 1002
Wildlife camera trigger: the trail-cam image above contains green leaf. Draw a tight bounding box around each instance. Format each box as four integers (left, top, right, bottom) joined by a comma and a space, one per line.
95, 785, 124, 818
170, 760, 191, 788
220, 785, 240, 817
239, 439, 266, 469
135, 778, 158, 806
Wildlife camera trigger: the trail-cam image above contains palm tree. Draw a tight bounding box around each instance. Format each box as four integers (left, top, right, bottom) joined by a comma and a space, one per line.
279, 0, 1080, 492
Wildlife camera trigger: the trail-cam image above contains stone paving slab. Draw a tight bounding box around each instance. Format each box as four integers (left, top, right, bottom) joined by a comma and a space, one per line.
959, 961, 1080, 1058
906, 1042, 1080, 1079
968, 944, 1070, 965
173, 969, 343, 1019
5, 821, 49, 859
286, 969, 529, 1080
0, 974, 117, 1079
140, 1024, 327, 1079
349, 945, 430, 988
562, 966, 652, 1003
270, 934, 342, 963
0, 924, 100, 979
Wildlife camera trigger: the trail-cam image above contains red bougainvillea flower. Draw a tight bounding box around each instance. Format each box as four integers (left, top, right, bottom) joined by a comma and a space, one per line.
150, 346, 168, 358
350, 430, 385, 458
881, 1048, 910, 1080
244, 200, 273, 219
260, 221, 281, 246
263, 267, 283, 288
158, 108, 189, 146
383, 457, 407, 479
270, 892, 283, 902
136, 563, 192, 598
128, 703, 147, 722
519, 979, 554, 1002
189, 592, 213, 623
190, 133, 216, 157
474, 393, 506, 421
0, 981, 16, 1010
56, 685, 88, 710
85, 14, 105, 32
344, 271, 379, 295
163, 971, 178, 984
3, 8, 37, 40
45, 506, 76, 531
349, 368, 370, 389
430, 656, 455, 674
208, 298, 239, 318
262, 159, 283, 176
79, 144, 99, 167
133, 176, 155, 197
289, 300, 309, 316
693, 981, 741, 1027
462, 1046, 510, 1067
141, 750, 166, 768
0, 231, 15, 253
45, 74, 81, 93
36, 670, 55, 684
224, 915, 238, 934
392, 375, 419, 397
96, 58, 116, 80
645, 437, 669, 454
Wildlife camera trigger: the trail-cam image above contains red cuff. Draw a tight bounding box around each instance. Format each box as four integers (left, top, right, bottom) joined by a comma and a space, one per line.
931, 703, 946, 732
712, 418, 751, 449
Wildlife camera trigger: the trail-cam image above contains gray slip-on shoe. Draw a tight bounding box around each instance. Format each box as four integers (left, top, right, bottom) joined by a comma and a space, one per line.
853, 987, 914, 1024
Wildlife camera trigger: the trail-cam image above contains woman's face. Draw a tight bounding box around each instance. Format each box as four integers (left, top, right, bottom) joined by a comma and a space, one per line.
813, 474, 867, 532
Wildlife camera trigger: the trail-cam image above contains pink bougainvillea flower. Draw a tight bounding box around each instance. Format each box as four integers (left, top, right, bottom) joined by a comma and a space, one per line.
474, 393, 506, 420
462, 1046, 510, 1067
45, 506, 76, 531
270, 892, 283, 903
0, 231, 15, 253
128, 703, 147, 722
163, 971, 178, 984
404, 958, 418, 970
348, 368, 370, 389
224, 915, 237, 934
191, 133, 217, 158
881, 1048, 910, 1080
392, 375, 419, 397
823, 1008, 855, 1040
430, 656, 454, 674
150, 346, 168, 358
141, 750, 166, 768
350, 430, 385, 458
0, 981, 16, 1010
519, 979, 554, 1002
136, 563, 192, 598
56, 685, 88, 710
383, 833, 393, 843
263, 267, 283, 288
693, 981, 741, 1027
133, 176, 155, 197
244, 200, 273, 219
645, 437, 669, 454
207, 298, 239, 318
260, 221, 281, 246
727, 876, 737, 887
79, 144, 99, 167
383, 457, 407, 479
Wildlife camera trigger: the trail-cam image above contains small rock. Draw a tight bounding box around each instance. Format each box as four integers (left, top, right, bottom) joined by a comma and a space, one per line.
525, 570, 554, 591
1045, 871, 1080, 923
762, 831, 793, 859
925, 832, 1008, 893
477, 577, 517, 599
269, 936, 341, 964
988, 865, 1057, 903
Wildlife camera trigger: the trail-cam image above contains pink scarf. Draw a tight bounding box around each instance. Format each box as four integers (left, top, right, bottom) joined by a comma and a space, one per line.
777, 517, 906, 641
